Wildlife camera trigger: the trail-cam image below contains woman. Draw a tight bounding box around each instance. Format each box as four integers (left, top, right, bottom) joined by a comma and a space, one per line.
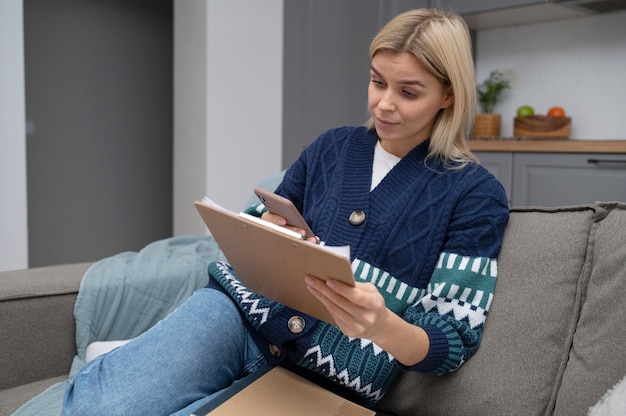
63, 8, 509, 415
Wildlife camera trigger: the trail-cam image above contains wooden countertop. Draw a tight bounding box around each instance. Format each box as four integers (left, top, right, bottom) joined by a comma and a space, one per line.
468, 139, 626, 153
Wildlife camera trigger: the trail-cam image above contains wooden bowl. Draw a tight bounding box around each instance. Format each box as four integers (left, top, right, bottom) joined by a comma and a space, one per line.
514, 116, 571, 139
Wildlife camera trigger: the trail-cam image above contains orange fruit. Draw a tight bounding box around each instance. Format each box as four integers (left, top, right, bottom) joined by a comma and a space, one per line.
547, 106, 566, 117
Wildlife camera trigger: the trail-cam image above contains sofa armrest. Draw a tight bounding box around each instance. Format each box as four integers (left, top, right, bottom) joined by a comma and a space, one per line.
0, 263, 92, 390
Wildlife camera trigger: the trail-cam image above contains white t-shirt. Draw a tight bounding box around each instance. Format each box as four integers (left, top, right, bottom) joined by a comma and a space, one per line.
371, 140, 401, 191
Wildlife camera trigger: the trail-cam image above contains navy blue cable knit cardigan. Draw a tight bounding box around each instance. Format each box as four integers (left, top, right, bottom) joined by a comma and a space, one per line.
208, 126, 509, 407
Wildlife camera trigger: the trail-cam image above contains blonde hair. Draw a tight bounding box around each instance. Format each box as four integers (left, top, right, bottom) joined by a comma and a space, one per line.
366, 9, 477, 167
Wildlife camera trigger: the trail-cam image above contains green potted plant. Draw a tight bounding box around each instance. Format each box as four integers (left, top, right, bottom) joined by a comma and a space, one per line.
474, 70, 511, 138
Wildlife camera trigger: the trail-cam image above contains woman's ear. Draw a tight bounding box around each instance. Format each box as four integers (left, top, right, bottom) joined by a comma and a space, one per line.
441, 86, 455, 109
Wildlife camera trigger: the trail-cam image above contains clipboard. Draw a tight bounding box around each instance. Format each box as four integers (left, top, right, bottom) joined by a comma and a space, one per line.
194, 200, 355, 325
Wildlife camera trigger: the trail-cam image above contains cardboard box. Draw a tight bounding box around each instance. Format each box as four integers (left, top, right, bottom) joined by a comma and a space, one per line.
191, 366, 375, 416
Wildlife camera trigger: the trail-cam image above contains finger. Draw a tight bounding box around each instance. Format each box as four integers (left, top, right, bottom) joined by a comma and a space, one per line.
261, 211, 287, 226
305, 276, 343, 302
342, 282, 385, 313
305, 277, 358, 317
306, 235, 321, 244
325, 279, 373, 308
305, 277, 377, 336
283, 225, 307, 237
306, 280, 354, 326
261, 212, 308, 237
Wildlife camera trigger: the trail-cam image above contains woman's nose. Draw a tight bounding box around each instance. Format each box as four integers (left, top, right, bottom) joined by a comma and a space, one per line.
377, 91, 396, 111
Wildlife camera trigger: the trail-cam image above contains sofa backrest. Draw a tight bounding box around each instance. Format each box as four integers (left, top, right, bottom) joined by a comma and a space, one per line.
553, 202, 626, 414
376, 202, 626, 416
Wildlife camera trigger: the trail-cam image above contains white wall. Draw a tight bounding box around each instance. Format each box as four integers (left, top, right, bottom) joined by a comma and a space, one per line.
205, 0, 283, 209
0, 0, 28, 272
173, 0, 209, 236
174, 0, 283, 236
475, 11, 626, 140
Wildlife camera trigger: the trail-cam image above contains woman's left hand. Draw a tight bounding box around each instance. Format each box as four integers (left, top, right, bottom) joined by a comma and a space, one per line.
304, 276, 390, 340
305, 275, 430, 366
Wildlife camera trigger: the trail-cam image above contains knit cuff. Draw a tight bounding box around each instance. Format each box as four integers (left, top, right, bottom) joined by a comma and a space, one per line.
398, 323, 457, 374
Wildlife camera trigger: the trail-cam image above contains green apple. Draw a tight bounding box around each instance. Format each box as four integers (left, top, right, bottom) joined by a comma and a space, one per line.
517, 105, 535, 117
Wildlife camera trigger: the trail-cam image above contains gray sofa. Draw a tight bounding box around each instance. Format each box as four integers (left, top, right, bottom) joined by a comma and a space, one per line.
2, 202, 626, 416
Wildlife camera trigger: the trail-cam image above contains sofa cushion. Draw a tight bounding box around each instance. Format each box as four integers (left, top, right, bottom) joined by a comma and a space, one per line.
375, 205, 597, 416
0, 263, 91, 391
0, 376, 66, 416
554, 202, 626, 415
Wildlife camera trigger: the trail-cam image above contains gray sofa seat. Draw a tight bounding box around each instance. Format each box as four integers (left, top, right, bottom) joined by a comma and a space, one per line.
2, 202, 626, 416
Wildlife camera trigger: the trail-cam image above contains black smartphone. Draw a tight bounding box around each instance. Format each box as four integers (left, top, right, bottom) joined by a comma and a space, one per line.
254, 187, 315, 239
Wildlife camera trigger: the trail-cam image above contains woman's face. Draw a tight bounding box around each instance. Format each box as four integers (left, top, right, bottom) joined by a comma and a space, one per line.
368, 51, 454, 158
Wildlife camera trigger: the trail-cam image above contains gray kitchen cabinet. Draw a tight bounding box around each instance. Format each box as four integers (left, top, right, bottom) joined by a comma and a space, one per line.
435, 0, 606, 30
437, 0, 545, 15
512, 153, 626, 206
474, 151, 626, 207
438, 0, 624, 16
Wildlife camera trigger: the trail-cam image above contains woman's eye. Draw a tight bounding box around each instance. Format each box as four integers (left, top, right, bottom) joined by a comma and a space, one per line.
403, 89, 417, 98
371, 79, 385, 88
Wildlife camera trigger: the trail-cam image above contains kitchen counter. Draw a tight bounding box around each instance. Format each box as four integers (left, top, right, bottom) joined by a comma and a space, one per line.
468, 139, 626, 154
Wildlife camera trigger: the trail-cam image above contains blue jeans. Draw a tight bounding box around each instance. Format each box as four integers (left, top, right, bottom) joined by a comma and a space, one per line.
62, 288, 267, 416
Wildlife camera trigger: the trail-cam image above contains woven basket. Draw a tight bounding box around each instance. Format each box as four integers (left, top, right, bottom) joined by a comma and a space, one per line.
473, 114, 501, 138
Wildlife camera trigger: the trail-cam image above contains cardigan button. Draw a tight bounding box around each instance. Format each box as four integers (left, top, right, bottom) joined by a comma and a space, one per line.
268, 344, 282, 357
349, 210, 366, 226
288, 316, 306, 334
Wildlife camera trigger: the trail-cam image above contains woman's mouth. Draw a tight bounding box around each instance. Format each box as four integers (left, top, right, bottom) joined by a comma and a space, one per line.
375, 117, 397, 128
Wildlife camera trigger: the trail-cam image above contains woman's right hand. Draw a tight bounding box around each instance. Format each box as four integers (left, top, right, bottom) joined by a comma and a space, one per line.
261, 211, 319, 244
